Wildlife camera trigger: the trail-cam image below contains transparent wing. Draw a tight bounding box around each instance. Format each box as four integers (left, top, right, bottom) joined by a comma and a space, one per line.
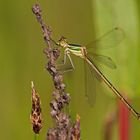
57, 53, 74, 73
84, 60, 97, 107
88, 53, 117, 69
86, 27, 125, 50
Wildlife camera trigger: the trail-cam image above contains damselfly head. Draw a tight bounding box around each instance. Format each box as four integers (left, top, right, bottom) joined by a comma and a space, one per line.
58, 36, 68, 48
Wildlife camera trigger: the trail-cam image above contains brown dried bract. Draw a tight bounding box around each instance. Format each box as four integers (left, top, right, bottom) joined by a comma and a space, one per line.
30, 81, 42, 134
71, 115, 81, 140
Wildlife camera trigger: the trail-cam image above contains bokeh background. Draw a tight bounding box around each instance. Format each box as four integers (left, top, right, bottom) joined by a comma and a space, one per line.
0, 0, 140, 139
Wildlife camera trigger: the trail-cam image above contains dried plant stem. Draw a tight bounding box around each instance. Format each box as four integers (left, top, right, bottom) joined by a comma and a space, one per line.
32, 3, 81, 140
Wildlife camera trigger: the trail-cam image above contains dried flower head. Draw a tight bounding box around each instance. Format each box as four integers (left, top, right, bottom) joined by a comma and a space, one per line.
30, 81, 42, 134
32, 4, 81, 139
71, 114, 81, 140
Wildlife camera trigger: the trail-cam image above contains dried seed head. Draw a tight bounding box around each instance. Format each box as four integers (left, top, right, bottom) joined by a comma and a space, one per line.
32, 4, 42, 22
32, 4, 41, 15
50, 100, 59, 110
47, 128, 58, 140
53, 74, 64, 89
50, 110, 58, 118
30, 81, 42, 134
46, 61, 57, 76
52, 48, 60, 60
57, 113, 70, 129
71, 114, 81, 140
62, 93, 70, 104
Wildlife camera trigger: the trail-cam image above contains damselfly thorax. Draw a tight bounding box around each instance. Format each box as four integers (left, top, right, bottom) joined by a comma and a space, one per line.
58, 36, 87, 59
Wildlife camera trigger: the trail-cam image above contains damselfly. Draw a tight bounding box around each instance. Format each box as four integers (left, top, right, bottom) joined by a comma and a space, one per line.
51, 27, 140, 120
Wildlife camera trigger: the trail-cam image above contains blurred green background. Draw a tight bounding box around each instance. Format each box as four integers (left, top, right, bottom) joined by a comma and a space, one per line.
0, 0, 140, 139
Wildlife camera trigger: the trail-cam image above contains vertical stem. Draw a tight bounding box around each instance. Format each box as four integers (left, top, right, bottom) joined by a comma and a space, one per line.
34, 134, 38, 140
32, 4, 81, 139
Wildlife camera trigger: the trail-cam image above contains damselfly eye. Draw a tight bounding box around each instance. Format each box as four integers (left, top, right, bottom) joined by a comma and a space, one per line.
59, 36, 67, 42
58, 36, 68, 48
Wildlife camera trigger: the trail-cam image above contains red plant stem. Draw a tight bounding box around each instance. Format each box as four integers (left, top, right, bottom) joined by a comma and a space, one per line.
119, 95, 130, 140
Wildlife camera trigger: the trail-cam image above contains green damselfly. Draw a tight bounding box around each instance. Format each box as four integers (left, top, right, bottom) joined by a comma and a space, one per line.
51, 27, 140, 120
